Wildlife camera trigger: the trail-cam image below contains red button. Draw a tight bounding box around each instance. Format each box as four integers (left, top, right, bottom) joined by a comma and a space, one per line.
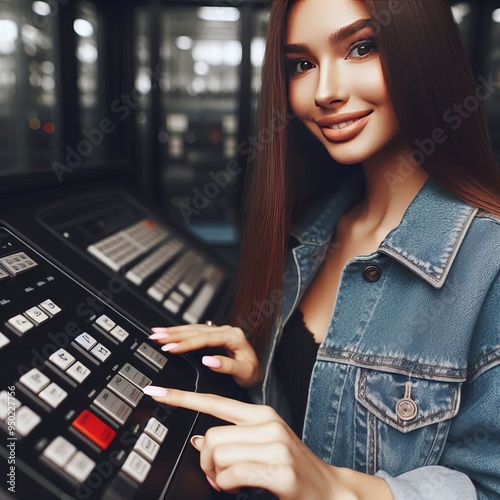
72, 410, 116, 450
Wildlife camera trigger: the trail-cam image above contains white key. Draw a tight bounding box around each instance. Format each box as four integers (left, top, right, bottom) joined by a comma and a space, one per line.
8, 315, 34, 335
134, 433, 160, 462
16, 406, 42, 437
49, 349, 76, 371
144, 418, 168, 444
108, 325, 129, 343
75, 333, 97, 351
64, 451, 96, 483
19, 368, 50, 394
95, 315, 116, 333
0, 332, 10, 350
43, 436, 76, 467
0, 391, 22, 421
182, 283, 215, 324
24, 306, 49, 325
39, 383, 68, 409
121, 451, 151, 484
0, 267, 10, 281
66, 362, 91, 384
39, 299, 62, 317
90, 343, 112, 363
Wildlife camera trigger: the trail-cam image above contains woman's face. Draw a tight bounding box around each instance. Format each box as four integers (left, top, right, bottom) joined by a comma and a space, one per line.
286, 0, 402, 166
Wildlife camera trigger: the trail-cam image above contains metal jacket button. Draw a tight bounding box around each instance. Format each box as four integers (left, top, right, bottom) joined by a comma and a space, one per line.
396, 382, 418, 421
396, 399, 418, 420
362, 265, 381, 282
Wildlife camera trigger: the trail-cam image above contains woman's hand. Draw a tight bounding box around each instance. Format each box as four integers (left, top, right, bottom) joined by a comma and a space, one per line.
149, 324, 262, 388
142, 387, 350, 499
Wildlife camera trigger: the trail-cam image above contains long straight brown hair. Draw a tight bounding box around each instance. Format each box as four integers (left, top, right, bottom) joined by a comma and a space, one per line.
233, 0, 500, 357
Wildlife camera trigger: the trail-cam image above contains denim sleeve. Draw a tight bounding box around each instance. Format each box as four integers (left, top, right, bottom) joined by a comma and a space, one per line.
376, 273, 500, 500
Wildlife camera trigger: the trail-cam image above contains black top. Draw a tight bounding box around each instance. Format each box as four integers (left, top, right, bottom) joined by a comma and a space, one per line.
274, 308, 320, 438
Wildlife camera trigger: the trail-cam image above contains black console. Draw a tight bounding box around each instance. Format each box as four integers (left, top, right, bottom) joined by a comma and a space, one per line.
0, 224, 201, 499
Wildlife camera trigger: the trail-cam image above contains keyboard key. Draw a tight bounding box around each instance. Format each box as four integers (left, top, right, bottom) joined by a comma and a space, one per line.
182, 282, 216, 324
136, 343, 167, 370
125, 238, 184, 286
24, 306, 49, 325
66, 362, 91, 384
90, 343, 112, 363
121, 451, 151, 484
95, 315, 116, 333
118, 364, 152, 389
72, 410, 116, 450
49, 349, 76, 371
19, 368, 50, 394
7, 314, 34, 336
39, 383, 68, 409
75, 333, 97, 351
64, 451, 96, 483
108, 325, 129, 343
0, 267, 10, 281
39, 299, 62, 317
107, 375, 143, 408
93, 389, 132, 425
144, 418, 168, 444
16, 406, 42, 437
0, 391, 22, 421
43, 436, 76, 468
134, 433, 160, 462
163, 291, 186, 315
0, 332, 10, 350
0, 252, 37, 276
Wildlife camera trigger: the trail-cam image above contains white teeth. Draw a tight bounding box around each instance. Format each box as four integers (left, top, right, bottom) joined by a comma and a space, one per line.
329, 119, 356, 130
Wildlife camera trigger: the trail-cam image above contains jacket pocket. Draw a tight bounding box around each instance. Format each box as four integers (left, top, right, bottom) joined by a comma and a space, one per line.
354, 367, 463, 474
355, 368, 462, 433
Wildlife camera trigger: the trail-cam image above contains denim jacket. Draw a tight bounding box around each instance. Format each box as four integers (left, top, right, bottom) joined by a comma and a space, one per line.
252, 172, 500, 499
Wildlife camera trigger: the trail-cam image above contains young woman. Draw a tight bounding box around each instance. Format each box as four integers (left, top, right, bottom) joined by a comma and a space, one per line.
143, 1, 500, 498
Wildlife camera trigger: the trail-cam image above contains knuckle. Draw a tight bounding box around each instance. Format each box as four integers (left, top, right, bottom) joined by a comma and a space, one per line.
274, 442, 293, 464
260, 405, 279, 421
267, 419, 287, 436
227, 462, 248, 482
230, 327, 247, 340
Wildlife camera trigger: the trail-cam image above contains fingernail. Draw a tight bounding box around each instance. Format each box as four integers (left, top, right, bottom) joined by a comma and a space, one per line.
149, 332, 170, 340
206, 475, 221, 492
142, 386, 169, 397
190, 434, 204, 450
151, 327, 169, 334
202, 356, 222, 369
161, 343, 180, 352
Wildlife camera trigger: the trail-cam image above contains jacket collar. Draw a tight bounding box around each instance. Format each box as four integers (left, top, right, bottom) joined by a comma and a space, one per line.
290, 172, 478, 289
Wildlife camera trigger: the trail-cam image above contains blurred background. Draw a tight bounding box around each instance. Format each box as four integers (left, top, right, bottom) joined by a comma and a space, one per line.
0, 0, 498, 255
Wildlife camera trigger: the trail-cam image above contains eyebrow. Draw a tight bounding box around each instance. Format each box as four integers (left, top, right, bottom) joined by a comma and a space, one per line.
285, 18, 374, 54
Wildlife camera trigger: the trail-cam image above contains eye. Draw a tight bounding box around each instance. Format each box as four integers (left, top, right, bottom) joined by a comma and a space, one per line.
347, 39, 376, 59
287, 59, 316, 76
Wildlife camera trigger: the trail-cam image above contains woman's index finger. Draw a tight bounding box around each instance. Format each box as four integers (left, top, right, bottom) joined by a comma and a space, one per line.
148, 388, 263, 425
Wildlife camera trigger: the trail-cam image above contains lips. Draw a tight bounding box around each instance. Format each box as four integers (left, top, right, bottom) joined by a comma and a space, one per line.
316, 111, 373, 142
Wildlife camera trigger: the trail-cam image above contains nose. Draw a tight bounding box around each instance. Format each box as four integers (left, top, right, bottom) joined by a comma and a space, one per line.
314, 61, 349, 108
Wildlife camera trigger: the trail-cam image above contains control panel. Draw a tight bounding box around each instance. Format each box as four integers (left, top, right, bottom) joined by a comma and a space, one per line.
0, 225, 200, 499
36, 191, 232, 326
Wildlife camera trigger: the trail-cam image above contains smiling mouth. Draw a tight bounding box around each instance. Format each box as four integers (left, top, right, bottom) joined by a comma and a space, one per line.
317, 112, 373, 142
327, 119, 360, 130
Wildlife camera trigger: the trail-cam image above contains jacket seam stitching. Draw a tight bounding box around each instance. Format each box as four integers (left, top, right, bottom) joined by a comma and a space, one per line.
318, 349, 466, 373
